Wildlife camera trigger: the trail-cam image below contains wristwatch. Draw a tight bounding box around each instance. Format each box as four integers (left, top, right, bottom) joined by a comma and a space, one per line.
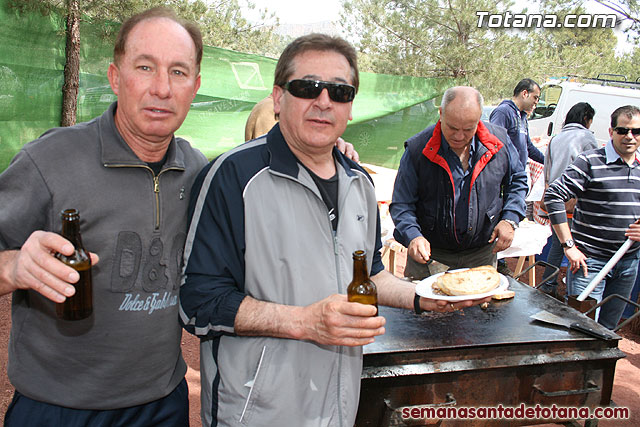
503, 219, 519, 230
561, 238, 575, 249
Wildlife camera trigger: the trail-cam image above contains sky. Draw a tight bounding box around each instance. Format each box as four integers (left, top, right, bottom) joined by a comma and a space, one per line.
242, 0, 342, 25
241, 0, 634, 52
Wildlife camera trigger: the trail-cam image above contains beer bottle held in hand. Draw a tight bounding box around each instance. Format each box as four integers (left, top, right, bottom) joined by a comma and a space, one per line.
347, 250, 378, 314
55, 209, 93, 321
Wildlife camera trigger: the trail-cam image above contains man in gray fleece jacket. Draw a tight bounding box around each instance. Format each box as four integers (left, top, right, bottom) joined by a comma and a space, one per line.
0, 8, 206, 426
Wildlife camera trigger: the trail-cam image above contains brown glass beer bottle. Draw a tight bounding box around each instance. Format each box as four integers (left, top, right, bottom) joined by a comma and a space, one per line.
55, 209, 93, 320
347, 250, 378, 314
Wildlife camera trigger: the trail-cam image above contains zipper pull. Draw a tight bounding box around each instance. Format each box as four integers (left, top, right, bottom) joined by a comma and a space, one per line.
154, 176, 160, 193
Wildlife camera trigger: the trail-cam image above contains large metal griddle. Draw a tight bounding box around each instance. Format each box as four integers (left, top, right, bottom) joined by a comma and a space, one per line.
356, 278, 625, 427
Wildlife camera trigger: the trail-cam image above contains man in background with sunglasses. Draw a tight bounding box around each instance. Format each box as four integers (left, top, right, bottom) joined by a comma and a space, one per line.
545, 105, 640, 330
180, 34, 489, 426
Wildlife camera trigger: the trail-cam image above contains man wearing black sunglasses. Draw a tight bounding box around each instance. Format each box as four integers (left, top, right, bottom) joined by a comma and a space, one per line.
545, 105, 640, 330
243, 93, 360, 162
180, 34, 489, 426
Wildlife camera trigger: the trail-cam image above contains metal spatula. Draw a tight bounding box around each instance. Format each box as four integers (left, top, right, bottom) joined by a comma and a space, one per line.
530, 310, 614, 340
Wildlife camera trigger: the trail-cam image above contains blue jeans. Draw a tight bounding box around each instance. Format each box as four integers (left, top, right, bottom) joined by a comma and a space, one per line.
623, 263, 640, 318
567, 252, 640, 330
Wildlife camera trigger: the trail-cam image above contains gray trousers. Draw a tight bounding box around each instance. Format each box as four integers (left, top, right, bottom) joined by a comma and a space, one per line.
404, 243, 497, 280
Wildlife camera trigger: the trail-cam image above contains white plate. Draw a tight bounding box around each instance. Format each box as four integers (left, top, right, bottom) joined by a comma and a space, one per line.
415, 269, 510, 301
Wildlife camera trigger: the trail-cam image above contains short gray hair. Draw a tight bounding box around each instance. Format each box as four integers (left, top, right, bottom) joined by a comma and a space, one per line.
441, 86, 484, 113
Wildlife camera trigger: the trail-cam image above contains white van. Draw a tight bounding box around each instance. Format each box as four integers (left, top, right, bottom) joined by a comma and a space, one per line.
529, 76, 640, 146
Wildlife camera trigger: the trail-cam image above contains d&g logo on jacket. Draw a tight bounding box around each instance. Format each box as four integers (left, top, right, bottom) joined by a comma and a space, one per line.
110, 231, 185, 314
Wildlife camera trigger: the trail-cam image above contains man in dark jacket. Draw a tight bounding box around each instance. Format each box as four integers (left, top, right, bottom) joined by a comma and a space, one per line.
490, 78, 544, 275
490, 78, 544, 170
391, 86, 527, 279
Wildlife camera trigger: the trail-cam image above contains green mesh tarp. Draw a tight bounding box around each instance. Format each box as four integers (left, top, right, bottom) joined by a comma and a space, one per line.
0, 1, 456, 172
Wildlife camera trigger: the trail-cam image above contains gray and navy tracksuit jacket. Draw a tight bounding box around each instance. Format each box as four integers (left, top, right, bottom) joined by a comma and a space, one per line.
179, 124, 384, 426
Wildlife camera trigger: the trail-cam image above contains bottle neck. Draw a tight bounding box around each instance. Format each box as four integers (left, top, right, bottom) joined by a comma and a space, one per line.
352, 256, 369, 282
61, 218, 82, 247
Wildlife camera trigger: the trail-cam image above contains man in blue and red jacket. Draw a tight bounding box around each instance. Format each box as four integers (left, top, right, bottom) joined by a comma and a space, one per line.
391, 86, 527, 279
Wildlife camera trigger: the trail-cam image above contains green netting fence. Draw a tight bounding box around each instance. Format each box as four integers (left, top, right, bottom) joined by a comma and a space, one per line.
0, 1, 458, 172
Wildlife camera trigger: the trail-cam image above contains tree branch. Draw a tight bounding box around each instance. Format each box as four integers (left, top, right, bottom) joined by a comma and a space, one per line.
594, 0, 640, 24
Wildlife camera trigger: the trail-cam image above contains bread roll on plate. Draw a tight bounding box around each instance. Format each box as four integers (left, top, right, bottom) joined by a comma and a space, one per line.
432, 265, 500, 296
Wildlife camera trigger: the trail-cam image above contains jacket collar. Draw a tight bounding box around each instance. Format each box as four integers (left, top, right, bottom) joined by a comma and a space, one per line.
100, 102, 186, 170
605, 139, 640, 165
266, 123, 356, 179
422, 120, 503, 160
561, 123, 589, 132
500, 99, 525, 115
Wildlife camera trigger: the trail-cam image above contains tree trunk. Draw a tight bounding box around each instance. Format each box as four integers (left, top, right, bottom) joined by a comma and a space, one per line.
61, 0, 80, 127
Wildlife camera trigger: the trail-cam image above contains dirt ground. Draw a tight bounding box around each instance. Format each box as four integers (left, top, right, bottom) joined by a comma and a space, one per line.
0, 256, 638, 426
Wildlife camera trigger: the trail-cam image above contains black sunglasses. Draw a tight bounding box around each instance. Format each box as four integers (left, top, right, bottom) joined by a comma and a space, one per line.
614, 127, 640, 136
283, 79, 355, 103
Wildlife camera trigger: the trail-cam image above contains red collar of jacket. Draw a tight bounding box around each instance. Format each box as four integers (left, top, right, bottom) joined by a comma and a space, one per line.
421, 120, 505, 187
